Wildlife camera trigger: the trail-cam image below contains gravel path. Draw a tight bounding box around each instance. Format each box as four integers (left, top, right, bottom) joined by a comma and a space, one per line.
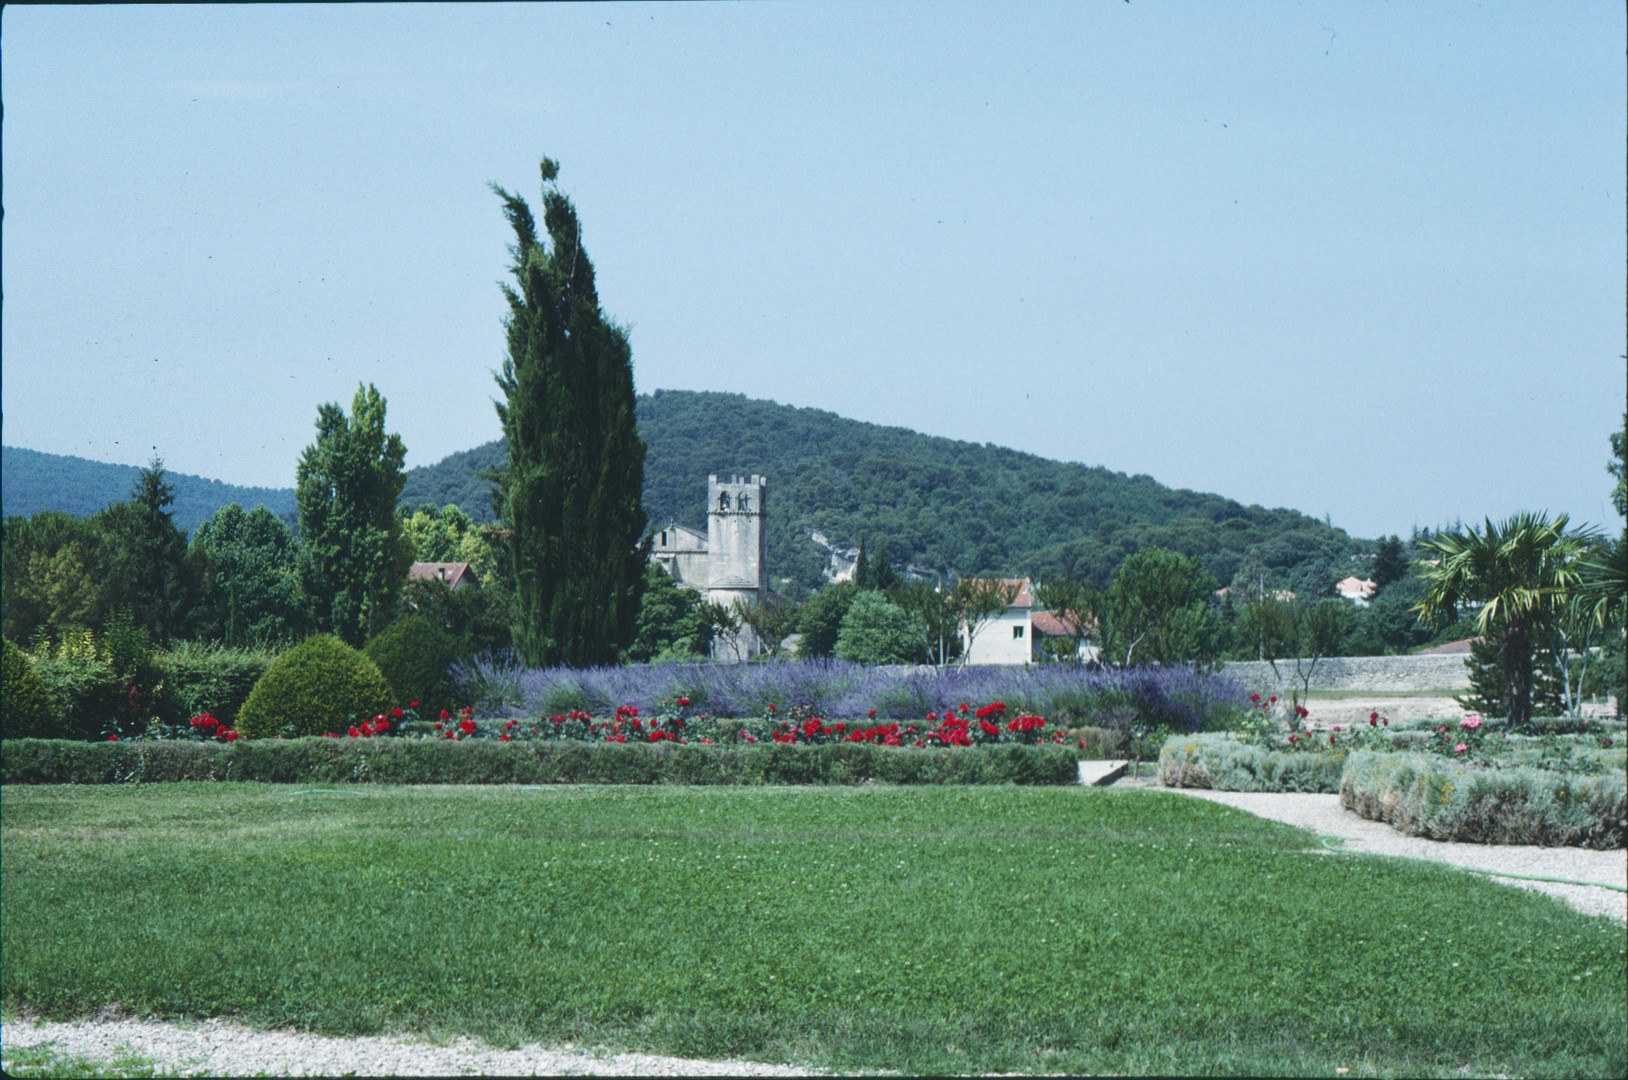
1150, 785, 1627, 922
0, 1014, 828, 1077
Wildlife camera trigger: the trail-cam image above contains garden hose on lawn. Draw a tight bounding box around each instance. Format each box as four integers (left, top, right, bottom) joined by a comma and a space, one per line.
1317, 833, 1627, 892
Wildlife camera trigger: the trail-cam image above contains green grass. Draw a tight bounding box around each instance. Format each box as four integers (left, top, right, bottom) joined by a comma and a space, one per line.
1, 1044, 208, 1079
3, 784, 1624, 1077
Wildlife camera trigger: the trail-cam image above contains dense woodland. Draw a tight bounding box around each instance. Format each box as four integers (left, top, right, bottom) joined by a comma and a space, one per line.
7, 391, 1374, 593
400, 389, 1374, 592
2, 446, 298, 532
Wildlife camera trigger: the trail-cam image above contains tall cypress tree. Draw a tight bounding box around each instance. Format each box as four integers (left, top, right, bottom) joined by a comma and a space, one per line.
491, 158, 649, 667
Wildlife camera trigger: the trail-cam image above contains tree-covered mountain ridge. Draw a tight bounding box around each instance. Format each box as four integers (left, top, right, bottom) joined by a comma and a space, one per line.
408, 390, 1370, 590
4, 389, 1371, 591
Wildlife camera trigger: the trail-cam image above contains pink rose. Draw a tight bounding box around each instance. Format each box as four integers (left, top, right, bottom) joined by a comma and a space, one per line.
1454, 743, 1468, 754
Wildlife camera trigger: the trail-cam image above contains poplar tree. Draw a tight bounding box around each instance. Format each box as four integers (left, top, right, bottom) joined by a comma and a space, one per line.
296, 384, 411, 647
491, 158, 649, 667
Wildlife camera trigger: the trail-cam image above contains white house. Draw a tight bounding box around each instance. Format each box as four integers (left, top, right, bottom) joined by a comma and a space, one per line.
1334, 576, 1377, 606
961, 578, 1034, 666
1030, 609, 1100, 663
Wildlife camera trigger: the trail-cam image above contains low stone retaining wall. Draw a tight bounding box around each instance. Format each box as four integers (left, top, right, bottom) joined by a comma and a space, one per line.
1220, 654, 1471, 695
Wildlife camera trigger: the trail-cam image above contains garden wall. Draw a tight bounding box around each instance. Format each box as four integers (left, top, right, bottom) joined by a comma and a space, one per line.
1220, 654, 1471, 696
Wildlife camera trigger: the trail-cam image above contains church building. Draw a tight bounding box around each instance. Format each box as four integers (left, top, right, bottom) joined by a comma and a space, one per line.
650, 474, 768, 659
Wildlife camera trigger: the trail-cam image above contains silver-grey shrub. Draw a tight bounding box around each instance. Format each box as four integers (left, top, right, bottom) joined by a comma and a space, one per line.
1341, 749, 1626, 848
1158, 733, 1349, 792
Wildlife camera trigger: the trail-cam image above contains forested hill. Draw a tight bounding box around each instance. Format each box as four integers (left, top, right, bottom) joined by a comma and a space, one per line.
1, 446, 298, 532
7, 392, 1369, 590
399, 390, 1370, 590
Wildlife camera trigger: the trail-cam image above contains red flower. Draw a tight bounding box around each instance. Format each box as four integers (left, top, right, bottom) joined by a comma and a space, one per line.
1269, 696, 1277, 703
391, 707, 404, 719
376, 719, 389, 733
348, 727, 360, 737
867, 709, 877, 719
498, 734, 511, 742
677, 697, 691, 707
409, 701, 419, 708
439, 709, 450, 721
222, 730, 239, 742
108, 734, 118, 742
1251, 694, 1261, 702
927, 711, 937, 722
460, 719, 476, 735
505, 719, 517, 730
434, 721, 444, 730
769, 704, 778, 714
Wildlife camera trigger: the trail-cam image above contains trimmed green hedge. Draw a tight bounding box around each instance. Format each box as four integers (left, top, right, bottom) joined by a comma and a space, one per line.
1340, 749, 1626, 849
1157, 733, 1348, 793
0, 738, 1079, 787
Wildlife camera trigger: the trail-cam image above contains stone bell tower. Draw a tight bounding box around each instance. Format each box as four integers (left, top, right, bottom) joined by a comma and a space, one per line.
705, 474, 767, 612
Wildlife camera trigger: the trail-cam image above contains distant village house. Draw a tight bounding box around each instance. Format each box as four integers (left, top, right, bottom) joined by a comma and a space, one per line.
407, 561, 478, 591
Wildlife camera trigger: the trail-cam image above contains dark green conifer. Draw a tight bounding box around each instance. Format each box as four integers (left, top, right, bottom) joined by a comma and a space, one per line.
491, 158, 649, 667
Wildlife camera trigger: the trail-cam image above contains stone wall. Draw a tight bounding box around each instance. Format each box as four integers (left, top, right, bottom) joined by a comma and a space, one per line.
1220, 654, 1472, 695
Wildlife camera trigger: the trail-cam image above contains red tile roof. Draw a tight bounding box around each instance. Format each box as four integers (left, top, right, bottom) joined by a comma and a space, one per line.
408, 561, 477, 589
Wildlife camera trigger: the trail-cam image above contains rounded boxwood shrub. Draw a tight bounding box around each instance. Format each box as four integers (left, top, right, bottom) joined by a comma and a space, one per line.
236, 634, 395, 739
364, 615, 459, 716
2, 638, 59, 740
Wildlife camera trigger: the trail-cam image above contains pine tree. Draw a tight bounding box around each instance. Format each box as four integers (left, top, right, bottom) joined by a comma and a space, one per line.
866, 538, 901, 591
1370, 535, 1407, 591
491, 158, 649, 667
117, 457, 195, 644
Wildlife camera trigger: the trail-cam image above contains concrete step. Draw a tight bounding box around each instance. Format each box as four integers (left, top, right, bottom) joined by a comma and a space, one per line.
1077, 759, 1129, 786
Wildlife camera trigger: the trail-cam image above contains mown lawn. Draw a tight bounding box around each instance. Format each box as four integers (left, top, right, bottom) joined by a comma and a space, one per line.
2, 783, 1623, 1077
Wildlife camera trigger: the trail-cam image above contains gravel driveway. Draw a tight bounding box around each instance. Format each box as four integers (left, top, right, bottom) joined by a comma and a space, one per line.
1145, 783, 1627, 923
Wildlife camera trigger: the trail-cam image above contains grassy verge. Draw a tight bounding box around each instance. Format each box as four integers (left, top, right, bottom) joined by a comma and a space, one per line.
3, 784, 1624, 1077
0, 1043, 207, 1079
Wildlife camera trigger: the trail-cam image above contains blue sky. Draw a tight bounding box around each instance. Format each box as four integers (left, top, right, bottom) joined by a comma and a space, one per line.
3, 2, 1623, 541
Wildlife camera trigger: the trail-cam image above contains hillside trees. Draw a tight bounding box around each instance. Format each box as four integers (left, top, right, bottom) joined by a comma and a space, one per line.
190, 503, 306, 647
296, 384, 413, 647
1098, 548, 1225, 669
834, 590, 920, 665
1370, 535, 1407, 591
627, 563, 712, 663
2, 511, 110, 643
492, 158, 649, 667
795, 581, 859, 659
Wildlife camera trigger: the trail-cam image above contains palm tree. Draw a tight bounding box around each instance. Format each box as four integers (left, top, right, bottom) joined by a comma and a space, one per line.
1414, 512, 1595, 725
1570, 529, 1627, 631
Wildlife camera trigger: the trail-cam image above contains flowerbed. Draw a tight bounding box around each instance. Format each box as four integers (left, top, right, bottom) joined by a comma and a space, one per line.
399, 697, 1080, 751
1340, 749, 1627, 849
0, 736, 1079, 787
454, 656, 1250, 734
1158, 702, 1627, 847
1156, 734, 1350, 793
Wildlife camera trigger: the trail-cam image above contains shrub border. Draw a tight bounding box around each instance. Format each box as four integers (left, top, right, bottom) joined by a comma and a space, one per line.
1340, 749, 1626, 850
0, 738, 1079, 787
